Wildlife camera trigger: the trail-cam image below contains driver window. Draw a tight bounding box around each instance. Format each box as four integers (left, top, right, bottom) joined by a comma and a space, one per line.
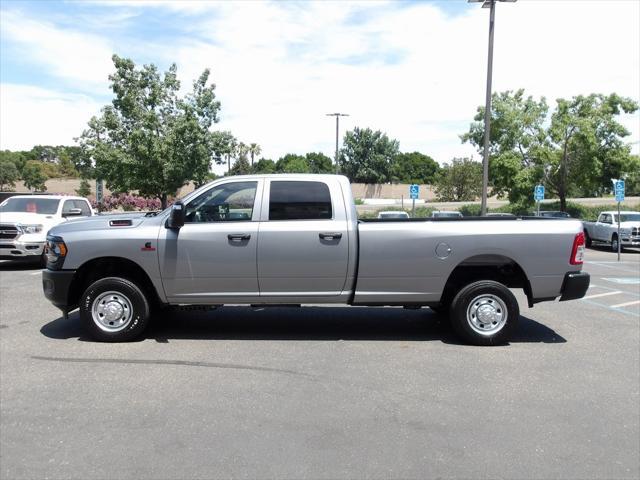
184, 181, 257, 223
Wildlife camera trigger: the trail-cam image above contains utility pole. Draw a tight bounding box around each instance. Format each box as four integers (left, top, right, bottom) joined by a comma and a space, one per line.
469, 0, 517, 215
326, 113, 349, 174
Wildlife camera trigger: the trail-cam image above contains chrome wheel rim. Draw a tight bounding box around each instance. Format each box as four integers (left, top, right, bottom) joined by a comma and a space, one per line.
612, 238, 618, 252
92, 291, 133, 332
466, 294, 508, 336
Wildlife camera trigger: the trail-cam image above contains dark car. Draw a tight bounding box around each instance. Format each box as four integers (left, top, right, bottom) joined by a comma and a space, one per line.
539, 211, 571, 218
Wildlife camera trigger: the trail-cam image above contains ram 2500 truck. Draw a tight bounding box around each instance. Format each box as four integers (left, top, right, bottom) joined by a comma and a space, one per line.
42, 174, 589, 345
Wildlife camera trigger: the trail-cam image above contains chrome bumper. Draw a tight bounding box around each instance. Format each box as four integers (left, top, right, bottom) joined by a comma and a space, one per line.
0, 240, 45, 259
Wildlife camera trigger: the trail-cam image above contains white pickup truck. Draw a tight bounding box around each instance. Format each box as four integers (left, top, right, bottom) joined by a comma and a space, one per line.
583, 211, 640, 251
0, 195, 94, 264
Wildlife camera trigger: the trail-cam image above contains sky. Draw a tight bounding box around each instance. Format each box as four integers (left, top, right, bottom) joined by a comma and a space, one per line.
1, 0, 639, 174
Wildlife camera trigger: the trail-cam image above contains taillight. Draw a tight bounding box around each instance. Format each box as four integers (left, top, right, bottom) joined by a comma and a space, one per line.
570, 232, 585, 265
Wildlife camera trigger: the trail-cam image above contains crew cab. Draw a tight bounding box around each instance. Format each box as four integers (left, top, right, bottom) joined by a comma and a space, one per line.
583, 211, 640, 251
42, 175, 589, 345
0, 195, 93, 264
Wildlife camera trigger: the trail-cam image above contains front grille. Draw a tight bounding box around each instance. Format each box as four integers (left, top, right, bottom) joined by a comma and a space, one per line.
0, 224, 19, 240
632, 227, 639, 236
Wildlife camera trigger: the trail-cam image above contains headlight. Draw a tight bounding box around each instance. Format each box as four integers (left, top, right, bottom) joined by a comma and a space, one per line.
19, 224, 43, 234
45, 235, 68, 270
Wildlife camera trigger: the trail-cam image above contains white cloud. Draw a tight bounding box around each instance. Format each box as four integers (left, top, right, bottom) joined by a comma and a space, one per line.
0, 84, 101, 150
1, 0, 638, 164
0, 9, 114, 93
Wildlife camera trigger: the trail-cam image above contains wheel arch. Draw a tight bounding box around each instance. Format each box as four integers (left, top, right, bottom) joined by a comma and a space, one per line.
68, 256, 163, 310
440, 254, 533, 308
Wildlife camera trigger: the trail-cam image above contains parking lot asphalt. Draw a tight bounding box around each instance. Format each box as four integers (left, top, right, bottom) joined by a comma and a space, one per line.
1, 247, 638, 480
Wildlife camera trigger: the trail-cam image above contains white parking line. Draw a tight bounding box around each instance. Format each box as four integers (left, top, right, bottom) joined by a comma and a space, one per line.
582, 291, 622, 300
611, 300, 640, 309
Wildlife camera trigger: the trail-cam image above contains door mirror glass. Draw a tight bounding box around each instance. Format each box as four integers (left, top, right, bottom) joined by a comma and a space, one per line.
167, 201, 185, 229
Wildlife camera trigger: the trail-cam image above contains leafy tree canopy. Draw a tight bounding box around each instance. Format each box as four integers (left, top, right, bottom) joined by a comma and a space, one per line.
78, 55, 223, 208
462, 89, 638, 210
434, 157, 482, 202
392, 151, 440, 184
22, 160, 48, 192
0, 159, 19, 191
339, 127, 400, 183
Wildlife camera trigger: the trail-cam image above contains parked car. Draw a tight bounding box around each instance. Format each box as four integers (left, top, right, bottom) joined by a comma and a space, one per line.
539, 211, 571, 218
377, 211, 409, 219
42, 174, 589, 346
0, 195, 93, 264
583, 211, 640, 251
431, 210, 463, 218
486, 212, 516, 217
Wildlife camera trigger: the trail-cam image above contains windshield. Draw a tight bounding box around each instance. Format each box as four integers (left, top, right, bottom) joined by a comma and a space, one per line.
614, 214, 640, 222
0, 197, 60, 215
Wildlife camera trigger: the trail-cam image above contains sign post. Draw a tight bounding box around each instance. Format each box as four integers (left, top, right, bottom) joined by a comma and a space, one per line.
614, 179, 625, 261
534, 185, 545, 215
409, 184, 419, 218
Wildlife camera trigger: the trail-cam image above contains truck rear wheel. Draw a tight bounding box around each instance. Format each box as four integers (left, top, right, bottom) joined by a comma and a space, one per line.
80, 277, 150, 342
449, 280, 519, 346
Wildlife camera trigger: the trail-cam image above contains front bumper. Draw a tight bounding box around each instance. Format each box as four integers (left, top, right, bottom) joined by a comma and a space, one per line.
0, 240, 45, 259
42, 269, 76, 311
559, 271, 590, 302
621, 235, 640, 247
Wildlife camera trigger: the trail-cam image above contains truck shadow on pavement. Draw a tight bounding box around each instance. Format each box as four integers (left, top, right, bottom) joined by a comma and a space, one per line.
40, 306, 566, 345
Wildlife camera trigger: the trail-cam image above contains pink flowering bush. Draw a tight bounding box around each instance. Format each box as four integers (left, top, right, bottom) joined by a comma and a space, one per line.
92, 194, 162, 212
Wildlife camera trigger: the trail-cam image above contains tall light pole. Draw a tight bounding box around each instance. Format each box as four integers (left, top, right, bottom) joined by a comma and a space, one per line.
469, 0, 516, 215
326, 113, 349, 174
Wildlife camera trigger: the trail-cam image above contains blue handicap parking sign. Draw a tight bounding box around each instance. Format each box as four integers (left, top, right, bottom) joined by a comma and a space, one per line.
409, 184, 419, 199
534, 185, 545, 201
615, 180, 625, 202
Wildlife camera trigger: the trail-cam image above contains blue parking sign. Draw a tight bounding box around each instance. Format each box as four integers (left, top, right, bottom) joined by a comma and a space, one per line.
615, 180, 625, 202
534, 185, 544, 201
409, 184, 419, 200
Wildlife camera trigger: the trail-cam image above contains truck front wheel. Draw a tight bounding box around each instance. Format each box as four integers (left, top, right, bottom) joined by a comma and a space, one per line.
80, 277, 150, 342
449, 280, 519, 346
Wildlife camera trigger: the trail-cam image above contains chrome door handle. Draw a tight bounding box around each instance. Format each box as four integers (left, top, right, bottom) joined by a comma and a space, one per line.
228, 234, 251, 241
319, 232, 342, 240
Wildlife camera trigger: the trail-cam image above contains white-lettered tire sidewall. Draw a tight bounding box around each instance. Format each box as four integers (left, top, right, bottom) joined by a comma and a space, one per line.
80, 277, 150, 342
450, 280, 519, 346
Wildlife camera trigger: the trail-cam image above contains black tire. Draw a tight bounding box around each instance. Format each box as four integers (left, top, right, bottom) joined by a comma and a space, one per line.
79, 277, 150, 342
611, 234, 619, 253
584, 230, 592, 248
449, 280, 519, 346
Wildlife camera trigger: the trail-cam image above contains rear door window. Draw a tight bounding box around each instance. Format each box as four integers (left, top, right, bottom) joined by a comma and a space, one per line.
268, 181, 332, 220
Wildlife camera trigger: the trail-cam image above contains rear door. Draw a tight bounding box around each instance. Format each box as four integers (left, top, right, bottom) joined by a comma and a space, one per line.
158, 180, 262, 303
257, 179, 349, 297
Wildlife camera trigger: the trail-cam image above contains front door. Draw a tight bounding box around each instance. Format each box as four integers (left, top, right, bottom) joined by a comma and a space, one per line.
158, 180, 262, 303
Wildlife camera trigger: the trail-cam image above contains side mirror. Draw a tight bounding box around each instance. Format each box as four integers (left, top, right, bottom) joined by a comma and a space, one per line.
167, 201, 185, 229
63, 208, 83, 217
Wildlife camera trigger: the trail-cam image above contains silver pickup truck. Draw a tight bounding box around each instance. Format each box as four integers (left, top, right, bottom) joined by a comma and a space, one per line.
42, 174, 589, 345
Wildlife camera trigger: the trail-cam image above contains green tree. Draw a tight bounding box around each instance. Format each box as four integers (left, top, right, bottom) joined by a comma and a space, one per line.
248, 143, 262, 166
22, 161, 48, 192
229, 156, 251, 175
78, 55, 222, 208
0, 150, 27, 175
392, 151, 440, 184
0, 159, 19, 191
305, 152, 333, 173
252, 158, 276, 174
462, 90, 638, 210
339, 127, 400, 183
75, 178, 92, 197
276, 154, 310, 173
434, 158, 482, 202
